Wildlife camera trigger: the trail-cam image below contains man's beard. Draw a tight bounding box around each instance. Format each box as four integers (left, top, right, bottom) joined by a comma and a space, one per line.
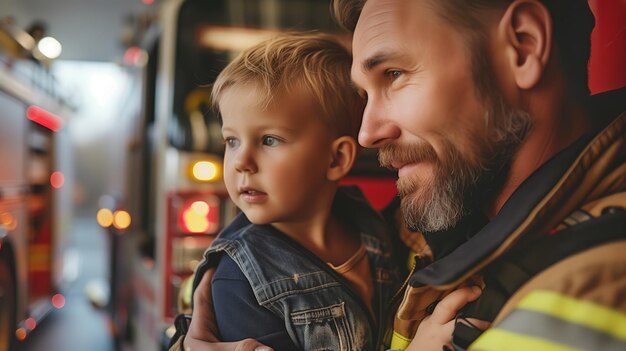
379, 96, 532, 233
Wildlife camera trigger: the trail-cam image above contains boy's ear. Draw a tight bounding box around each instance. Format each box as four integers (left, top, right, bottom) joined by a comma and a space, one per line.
327, 136, 358, 181
499, 0, 552, 90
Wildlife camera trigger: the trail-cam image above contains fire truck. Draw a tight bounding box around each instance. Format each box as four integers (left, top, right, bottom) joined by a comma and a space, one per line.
100, 0, 396, 350
0, 21, 73, 351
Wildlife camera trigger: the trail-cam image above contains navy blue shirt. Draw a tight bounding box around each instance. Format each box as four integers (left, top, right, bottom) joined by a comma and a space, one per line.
212, 254, 299, 350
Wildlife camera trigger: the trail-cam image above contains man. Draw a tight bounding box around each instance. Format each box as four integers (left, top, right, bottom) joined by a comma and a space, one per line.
341, 0, 626, 349
175, 0, 626, 350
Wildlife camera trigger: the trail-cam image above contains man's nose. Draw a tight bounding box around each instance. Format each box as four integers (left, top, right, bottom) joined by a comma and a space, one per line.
358, 97, 400, 148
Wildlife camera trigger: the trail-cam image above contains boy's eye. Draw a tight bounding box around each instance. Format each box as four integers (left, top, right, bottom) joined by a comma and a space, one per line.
224, 137, 240, 148
262, 136, 281, 146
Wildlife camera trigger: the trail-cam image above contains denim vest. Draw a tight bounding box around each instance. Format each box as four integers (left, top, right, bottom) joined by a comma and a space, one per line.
193, 187, 400, 350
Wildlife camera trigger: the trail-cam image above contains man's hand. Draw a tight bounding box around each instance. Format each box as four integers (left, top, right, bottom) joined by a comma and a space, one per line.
183, 337, 272, 351
182, 268, 274, 351
406, 286, 489, 351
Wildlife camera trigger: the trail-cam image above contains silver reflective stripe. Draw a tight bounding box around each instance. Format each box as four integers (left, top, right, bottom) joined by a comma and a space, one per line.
497, 309, 626, 351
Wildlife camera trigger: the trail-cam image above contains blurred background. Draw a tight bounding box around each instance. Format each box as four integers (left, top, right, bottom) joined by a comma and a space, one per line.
0, 0, 624, 351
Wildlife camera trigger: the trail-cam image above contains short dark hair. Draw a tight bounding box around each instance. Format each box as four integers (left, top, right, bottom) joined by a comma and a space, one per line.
331, 0, 595, 100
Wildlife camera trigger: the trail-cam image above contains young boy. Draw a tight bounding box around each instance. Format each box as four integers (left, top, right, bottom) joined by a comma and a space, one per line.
188, 33, 400, 350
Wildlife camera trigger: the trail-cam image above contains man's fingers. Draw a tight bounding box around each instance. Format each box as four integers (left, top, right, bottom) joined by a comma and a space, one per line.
183, 270, 273, 351
406, 319, 457, 351
234, 339, 274, 351
188, 268, 220, 341
458, 317, 490, 331
183, 337, 274, 351
430, 286, 482, 324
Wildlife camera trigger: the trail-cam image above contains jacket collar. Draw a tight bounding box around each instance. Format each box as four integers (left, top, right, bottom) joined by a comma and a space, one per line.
409, 88, 626, 288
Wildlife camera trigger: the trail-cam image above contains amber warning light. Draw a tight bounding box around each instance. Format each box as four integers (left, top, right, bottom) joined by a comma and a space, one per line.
190, 160, 220, 182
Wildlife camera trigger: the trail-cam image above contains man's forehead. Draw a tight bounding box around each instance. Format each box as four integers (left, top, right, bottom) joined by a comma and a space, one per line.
353, 0, 401, 44
352, 0, 420, 59
352, 0, 419, 76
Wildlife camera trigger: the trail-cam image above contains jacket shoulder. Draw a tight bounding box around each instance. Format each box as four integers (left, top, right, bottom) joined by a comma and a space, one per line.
498, 240, 626, 321
471, 240, 626, 350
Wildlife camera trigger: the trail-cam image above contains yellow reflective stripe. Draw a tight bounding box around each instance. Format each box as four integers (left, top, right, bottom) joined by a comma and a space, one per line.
471, 328, 580, 351
390, 330, 411, 350
517, 290, 626, 341
406, 250, 416, 272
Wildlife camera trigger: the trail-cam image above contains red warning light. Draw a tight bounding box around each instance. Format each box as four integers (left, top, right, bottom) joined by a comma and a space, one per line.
52, 294, 66, 309
124, 46, 142, 65
26, 105, 63, 132
25, 318, 37, 330
50, 171, 65, 189
143, 0, 154, 4
178, 200, 219, 234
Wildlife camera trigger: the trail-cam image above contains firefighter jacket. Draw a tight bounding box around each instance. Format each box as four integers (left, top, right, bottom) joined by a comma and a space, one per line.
388, 88, 626, 351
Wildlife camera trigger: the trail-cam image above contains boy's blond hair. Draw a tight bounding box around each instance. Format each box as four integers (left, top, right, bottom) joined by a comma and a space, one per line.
212, 32, 364, 139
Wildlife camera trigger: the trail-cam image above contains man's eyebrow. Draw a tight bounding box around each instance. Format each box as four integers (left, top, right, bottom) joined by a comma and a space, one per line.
362, 52, 391, 72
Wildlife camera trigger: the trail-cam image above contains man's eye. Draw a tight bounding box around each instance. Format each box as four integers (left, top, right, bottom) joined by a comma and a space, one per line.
386, 70, 402, 80
224, 137, 239, 148
262, 136, 281, 146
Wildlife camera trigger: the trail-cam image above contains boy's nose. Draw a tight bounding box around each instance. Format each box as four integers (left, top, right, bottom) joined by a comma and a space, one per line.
233, 148, 258, 174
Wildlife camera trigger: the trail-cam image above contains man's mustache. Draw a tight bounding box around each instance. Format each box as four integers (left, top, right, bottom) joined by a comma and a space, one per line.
378, 141, 438, 170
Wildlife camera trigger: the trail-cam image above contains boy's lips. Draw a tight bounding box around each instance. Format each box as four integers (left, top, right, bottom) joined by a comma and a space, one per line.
238, 187, 267, 203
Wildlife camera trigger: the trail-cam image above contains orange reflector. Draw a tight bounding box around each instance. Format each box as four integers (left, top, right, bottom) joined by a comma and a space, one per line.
0, 212, 17, 231
26, 105, 63, 132
1, 213, 12, 226
16, 328, 27, 341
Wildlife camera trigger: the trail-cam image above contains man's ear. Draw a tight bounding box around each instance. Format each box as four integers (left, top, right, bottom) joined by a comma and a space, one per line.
327, 136, 358, 181
499, 0, 552, 90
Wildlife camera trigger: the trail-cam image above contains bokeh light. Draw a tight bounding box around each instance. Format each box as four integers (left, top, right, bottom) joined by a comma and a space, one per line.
113, 210, 131, 230
96, 208, 114, 228
52, 293, 66, 309
191, 161, 219, 182
37, 37, 62, 59
50, 171, 64, 189
25, 318, 37, 330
